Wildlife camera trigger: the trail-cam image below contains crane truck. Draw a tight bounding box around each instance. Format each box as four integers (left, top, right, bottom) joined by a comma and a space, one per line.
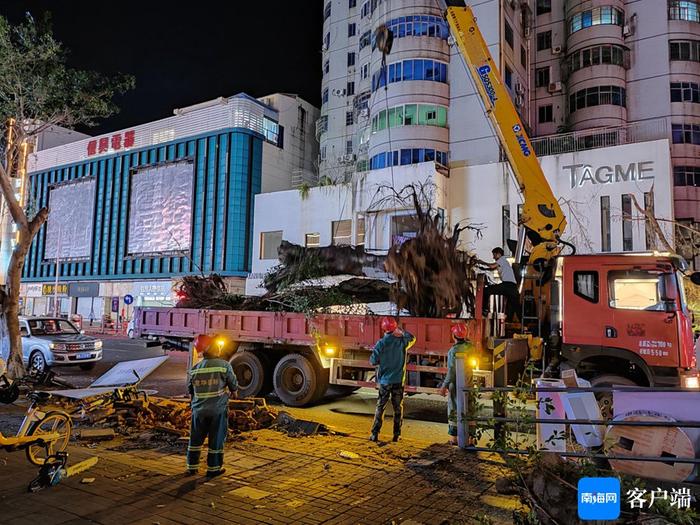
133, 2, 700, 407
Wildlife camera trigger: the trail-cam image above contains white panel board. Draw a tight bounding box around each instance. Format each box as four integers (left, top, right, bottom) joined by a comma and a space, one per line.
127, 162, 194, 255
44, 178, 96, 260
89, 356, 169, 387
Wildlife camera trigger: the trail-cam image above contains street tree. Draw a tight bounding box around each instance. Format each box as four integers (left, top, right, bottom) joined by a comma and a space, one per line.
0, 13, 134, 378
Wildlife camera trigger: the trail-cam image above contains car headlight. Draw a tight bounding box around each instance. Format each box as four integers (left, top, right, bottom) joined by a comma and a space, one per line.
94, 340, 103, 349
49, 343, 55, 349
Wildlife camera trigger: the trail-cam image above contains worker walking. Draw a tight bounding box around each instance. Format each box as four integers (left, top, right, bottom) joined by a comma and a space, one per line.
186, 334, 238, 478
478, 247, 520, 321
439, 323, 474, 445
369, 317, 416, 442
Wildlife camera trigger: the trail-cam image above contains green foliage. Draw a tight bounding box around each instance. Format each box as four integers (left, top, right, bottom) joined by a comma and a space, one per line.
298, 182, 311, 200
0, 12, 134, 132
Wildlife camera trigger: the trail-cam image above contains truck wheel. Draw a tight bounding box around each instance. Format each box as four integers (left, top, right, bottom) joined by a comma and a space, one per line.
230, 352, 268, 398
313, 364, 330, 403
590, 374, 637, 420
273, 354, 321, 407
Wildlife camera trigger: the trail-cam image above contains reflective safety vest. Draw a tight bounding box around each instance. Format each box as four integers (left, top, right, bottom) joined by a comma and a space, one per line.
188, 358, 238, 414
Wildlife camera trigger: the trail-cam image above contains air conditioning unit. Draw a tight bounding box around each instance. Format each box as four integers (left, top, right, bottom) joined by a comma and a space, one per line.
552, 45, 562, 55
515, 82, 525, 96
332, 88, 346, 96
515, 94, 525, 108
340, 154, 356, 163
548, 81, 563, 93
360, 108, 370, 118
623, 24, 633, 37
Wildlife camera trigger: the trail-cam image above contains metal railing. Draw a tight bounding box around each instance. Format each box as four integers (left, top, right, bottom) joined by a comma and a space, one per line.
531, 118, 669, 157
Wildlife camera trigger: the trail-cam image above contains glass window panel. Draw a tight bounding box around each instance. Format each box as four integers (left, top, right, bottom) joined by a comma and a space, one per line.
401, 149, 411, 164
404, 104, 417, 124
602, 46, 612, 63
403, 60, 414, 80
586, 87, 599, 106
437, 106, 447, 126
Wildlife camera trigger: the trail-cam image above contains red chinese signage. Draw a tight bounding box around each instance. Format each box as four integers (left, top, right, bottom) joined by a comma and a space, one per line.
87, 130, 136, 157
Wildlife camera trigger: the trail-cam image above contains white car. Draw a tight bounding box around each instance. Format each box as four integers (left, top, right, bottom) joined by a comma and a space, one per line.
20, 317, 103, 373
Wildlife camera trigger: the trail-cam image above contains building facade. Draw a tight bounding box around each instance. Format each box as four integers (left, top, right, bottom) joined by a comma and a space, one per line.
20, 93, 319, 320
317, 0, 700, 259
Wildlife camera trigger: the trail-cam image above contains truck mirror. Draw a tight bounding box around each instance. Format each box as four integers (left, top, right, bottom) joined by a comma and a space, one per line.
691, 272, 700, 286
664, 300, 677, 314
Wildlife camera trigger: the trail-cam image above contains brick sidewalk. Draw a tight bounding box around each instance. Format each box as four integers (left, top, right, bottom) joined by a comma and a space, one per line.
0, 428, 522, 525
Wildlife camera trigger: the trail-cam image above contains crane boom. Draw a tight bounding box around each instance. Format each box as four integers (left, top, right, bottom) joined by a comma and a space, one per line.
443, 1, 567, 264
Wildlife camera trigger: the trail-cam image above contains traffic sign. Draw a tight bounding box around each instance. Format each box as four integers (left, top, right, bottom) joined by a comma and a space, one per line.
124, 294, 134, 305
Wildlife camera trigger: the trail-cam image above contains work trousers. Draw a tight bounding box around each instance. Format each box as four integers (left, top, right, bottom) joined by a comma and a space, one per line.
186, 409, 228, 474
484, 282, 520, 321
371, 383, 404, 437
447, 383, 458, 437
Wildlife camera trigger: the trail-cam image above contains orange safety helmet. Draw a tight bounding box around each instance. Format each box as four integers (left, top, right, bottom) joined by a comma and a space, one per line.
381, 317, 398, 333
193, 334, 214, 354
451, 323, 469, 340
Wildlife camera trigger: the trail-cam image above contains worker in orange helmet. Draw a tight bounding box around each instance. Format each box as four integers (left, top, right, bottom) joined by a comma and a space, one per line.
439, 323, 474, 445
186, 334, 238, 477
369, 317, 416, 443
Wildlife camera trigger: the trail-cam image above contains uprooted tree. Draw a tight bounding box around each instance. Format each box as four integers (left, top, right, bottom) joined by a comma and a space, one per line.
0, 13, 134, 378
370, 182, 482, 317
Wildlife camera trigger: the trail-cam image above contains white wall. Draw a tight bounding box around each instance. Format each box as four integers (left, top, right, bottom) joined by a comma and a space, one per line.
451, 139, 675, 260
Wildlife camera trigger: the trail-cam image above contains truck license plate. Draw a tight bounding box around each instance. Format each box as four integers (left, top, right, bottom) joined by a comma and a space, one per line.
77, 352, 92, 359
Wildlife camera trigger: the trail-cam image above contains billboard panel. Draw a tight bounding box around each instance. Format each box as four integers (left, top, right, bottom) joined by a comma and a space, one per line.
127, 161, 194, 256
44, 178, 96, 260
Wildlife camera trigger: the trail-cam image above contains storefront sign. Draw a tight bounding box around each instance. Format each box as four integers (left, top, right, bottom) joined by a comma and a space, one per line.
87, 130, 136, 157
23, 283, 43, 297
565, 161, 655, 189
133, 281, 173, 297
42, 284, 68, 296
68, 282, 100, 297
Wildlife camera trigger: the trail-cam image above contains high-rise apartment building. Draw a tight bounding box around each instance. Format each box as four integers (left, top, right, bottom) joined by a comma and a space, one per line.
318, 0, 700, 232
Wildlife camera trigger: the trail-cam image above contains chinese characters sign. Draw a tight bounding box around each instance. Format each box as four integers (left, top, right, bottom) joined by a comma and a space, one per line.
87, 130, 136, 157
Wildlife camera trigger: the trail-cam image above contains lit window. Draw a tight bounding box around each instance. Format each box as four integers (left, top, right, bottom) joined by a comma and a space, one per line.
260, 231, 283, 260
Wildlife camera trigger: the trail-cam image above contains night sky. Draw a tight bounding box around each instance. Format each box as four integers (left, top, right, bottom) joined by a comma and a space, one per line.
0, 1, 323, 135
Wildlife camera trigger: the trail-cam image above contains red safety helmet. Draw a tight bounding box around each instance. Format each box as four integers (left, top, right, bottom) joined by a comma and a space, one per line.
381, 317, 398, 333
193, 334, 214, 354
451, 323, 469, 340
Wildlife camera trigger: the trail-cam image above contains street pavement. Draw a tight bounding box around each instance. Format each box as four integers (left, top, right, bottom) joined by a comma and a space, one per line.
54, 338, 452, 445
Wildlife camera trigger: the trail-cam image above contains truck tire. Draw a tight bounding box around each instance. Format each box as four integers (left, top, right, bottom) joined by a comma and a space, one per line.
313, 363, 330, 403
590, 374, 637, 420
231, 352, 269, 398
273, 353, 322, 407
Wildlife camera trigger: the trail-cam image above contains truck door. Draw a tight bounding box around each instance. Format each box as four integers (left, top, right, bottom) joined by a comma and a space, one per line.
562, 265, 604, 350
605, 268, 680, 369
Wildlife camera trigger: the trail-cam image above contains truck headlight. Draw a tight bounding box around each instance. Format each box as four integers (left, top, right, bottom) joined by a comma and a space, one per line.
469, 357, 479, 369
324, 346, 337, 357
681, 373, 700, 389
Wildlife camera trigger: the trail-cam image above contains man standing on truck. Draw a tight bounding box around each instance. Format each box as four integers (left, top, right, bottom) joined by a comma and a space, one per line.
478, 247, 520, 321
369, 317, 416, 443
439, 323, 474, 445
186, 334, 238, 478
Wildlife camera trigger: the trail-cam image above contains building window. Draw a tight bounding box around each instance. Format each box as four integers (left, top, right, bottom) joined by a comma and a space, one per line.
521, 45, 527, 67
361, 63, 369, 79
567, 44, 627, 73
324, 2, 331, 21
672, 123, 700, 144
346, 139, 353, 154
502, 205, 511, 249
320, 145, 327, 161
348, 52, 356, 67
346, 111, 354, 125
322, 88, 329, 105
359, 30, 372, 50
260, 231, 283, 260
535, 66, 550, 87
670, 40, 700, 61
537, 0, 552, 15
644, 192, 654, 250
504, 21, 514, 48
371, 59, 448, 91
371, 104, 447, 132
391, 215, 420, 245
348, 23, 357, 37
674, 165, 700, 186
305, 233, 321, 248
600, 196, 611, 252
537, 31, 552, 51
671, 81, 700, 103
372, 16, 449, 50
538, 105, 553, 123
622, 194, 633, 252
323, 60, 329, 75
361, 1, 370, 17
347, 82, 355, 96
324, 32, 330, 50
356, 216, 365, 246
574, 271, 599, 303
263, 117, 281, 146
370, 149, 448, 169
669, 1, 700, 22
349, 0, 357, 7
332, 220, 352, 245
504, 65, 513, 88
569, 85, 626, 112
298, 106, 307, 135
569, 6, 624, 34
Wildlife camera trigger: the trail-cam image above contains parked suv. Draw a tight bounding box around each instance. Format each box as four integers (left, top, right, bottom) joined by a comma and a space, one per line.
20, 317, 103, 373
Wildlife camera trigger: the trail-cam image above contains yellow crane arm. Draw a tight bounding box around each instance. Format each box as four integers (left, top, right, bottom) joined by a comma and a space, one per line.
443, 2, 568, 263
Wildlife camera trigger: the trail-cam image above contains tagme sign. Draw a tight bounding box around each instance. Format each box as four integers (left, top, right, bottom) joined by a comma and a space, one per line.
565, 161, 655, 189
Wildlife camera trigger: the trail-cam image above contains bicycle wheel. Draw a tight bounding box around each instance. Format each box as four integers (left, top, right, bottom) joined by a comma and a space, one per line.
25, 411, 72, 466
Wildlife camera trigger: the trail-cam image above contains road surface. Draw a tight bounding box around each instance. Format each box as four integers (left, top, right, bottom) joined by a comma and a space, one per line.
52, 337, 451, 444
